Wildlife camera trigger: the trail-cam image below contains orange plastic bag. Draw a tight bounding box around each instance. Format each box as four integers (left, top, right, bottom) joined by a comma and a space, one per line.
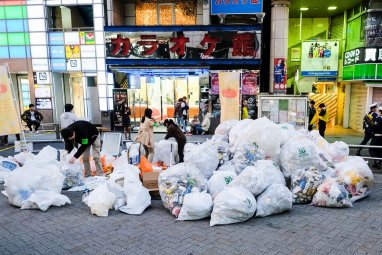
139, 156, 153, 173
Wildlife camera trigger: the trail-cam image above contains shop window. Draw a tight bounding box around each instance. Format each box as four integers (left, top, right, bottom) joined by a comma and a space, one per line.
136, 1, 196, 26
47, 5, 94, 31
19, 77, 31, 111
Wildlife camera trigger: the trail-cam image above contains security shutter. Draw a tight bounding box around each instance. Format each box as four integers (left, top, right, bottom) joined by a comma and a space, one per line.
349, 83, 367, 132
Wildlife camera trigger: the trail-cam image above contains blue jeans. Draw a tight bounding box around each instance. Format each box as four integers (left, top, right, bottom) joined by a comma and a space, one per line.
192, 124, 203, 134
176, 117, 186, 131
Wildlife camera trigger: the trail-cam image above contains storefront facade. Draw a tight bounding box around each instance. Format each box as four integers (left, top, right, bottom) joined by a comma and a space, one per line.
105, 0, 266, 131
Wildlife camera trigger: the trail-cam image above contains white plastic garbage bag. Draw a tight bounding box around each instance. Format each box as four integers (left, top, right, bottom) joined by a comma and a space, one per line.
159, 163, 207, 217
5, 164, 65, 207
229, 119, 254, 152
291, 167, 322, 204
311, 178, 352, 208
215, 120, 239, 136
119, 165, 151, 215
279, 123, 296, 146
207, 171, 237, 199
153, 140, 178, 166
279, 138, 326, 178
233, 143, 265, 174
210, 187, 256, 226
0, 159, 19, 183
20, 190, 71, 211
230, 117, 282, 157
83, 176, 107, 191
106, 181, 126, 210
177, 191, 213, 221
328, 141, 349, 164
256, 184, 292, 217
184, 143, 219, 179
11, 152, 34, 166
203, 138, 231, 166
231, 160, 285, 196
217, 160, 236, 172
84, 183, 115, 217
35, 146, 58, 161
336, 156, 373, 202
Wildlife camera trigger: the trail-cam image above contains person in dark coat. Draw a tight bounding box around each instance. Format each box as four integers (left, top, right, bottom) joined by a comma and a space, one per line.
61, 120, 103, 177
357, 103, 378, 156
308, 100, 316, 131
369, 107, 382, 169
21, 104, 44, 132
120, 100, 131, 140
164, 119, 187, 163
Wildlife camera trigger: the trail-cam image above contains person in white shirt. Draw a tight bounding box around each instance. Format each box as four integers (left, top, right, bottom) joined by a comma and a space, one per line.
60, 104, 78, 128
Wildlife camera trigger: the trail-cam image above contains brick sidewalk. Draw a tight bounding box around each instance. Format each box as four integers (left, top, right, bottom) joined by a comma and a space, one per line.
0, 183, 381, 255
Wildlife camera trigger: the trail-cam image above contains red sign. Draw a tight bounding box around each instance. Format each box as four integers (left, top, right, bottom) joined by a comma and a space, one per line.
273, 58, 287, 94
106, 30, 261, 60
241, 72, 257, 95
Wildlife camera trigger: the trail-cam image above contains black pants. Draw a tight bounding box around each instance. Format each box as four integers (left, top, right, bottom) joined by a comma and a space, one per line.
27, 120, 40, 131
308, 124, 313, 131
319, 122, 326, 138
359, 131, 373, 152
178, 141, 186, 163
369, 136, 382, 162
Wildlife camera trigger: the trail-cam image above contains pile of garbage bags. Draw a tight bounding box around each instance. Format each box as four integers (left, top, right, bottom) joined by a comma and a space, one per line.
157, 118, 374, 226
0, 117, 375, 226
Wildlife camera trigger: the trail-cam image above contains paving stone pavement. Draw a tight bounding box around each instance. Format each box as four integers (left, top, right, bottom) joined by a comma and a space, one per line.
0, 182, 381, 255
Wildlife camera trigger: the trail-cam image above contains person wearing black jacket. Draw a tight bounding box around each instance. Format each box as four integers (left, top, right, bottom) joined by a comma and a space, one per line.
357, 103, 378, 156
21, 104, 44, 132
61, 121, 103, 177
308, 100, 316, 131
369, 107, 382, 169
164, 119, 187, 163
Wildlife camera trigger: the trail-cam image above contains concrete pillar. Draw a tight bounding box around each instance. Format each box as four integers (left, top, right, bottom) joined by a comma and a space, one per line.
269, 0, 290, 93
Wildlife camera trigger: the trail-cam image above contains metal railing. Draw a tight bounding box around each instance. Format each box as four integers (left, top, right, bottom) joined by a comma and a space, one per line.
348, 144, 382, 161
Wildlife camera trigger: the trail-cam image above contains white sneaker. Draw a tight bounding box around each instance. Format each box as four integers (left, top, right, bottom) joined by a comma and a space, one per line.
35, 130, 39, 134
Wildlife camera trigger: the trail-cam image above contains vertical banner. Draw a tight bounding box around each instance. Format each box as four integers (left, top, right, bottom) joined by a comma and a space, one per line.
0, 65, 22, 135
210, 73, 219, 95
273, 58, 287, 94
241, 72, 257, 119
219, 72, 240, 122
113, 88, 128, 131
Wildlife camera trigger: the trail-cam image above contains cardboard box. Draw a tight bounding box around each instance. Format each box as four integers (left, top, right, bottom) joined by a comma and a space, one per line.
142, 171, 160, 191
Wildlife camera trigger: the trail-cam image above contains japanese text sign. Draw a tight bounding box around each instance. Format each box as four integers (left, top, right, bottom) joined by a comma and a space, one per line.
211, 0, 263, 15
105, 29, 261, 60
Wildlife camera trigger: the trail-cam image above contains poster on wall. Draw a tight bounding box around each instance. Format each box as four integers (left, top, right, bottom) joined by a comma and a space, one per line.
242, 95, 256, 119
35, 98, 52, 110
34, 85, 51, 98
241, 72, 257, 95
211, 95, 220, 118
113, 88, 128, 131
219, 72, 240, 122
65, 45, 81, 58
0, 65, 22, 135
364, 12, 382, 47
273, 58, 287, 94
291, 48, 301, 62
210, 73, 219, 95
80, 32, 95, 45
301, 41, 339, 76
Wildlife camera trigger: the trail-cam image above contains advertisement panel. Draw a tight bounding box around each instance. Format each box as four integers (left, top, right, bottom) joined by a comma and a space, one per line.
65, 45, 81, 58
273, 58, 287, 94
105, 29, 261, 60
210, 73, 219, 95
364, 12, 382, 47
66, 59, 81, 71
219, 72, 240, 121
301, 41, 339, 76
113, 88, 128, 131
35, 98, 52, 110
241, 72, 257, 95
211, 0, 263, 15
0, 65, 22, 135
344, 47, 382, 66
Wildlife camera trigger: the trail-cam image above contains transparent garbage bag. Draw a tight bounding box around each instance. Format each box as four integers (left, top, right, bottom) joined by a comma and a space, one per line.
210, 187, 256, 226
207, 171, 237, 199
84, 183, 115, 217
184, 143, 219, 179
233, 143, 265, 175
291, 167, 322, 204
231, 160, 285, 196
311, 178, 352, 208
153, 140, 178, 166
177, 191, 213, 221
20, 190, 71, 211
215, 120, 239, 136
256, 184, 292, 217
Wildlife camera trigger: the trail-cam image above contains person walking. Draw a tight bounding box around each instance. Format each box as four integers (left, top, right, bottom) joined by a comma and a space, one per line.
60, 104, 78, 129
308, 100, 316, 131
369, 107, 382, 168
21, 104, 44, 133
120, 100, 131, 140
135, 108, 156, 161
242, 100, 249, 119
61, 120, 103, 177
317, 103, 329, 138
164, 119, 187, 163
357, 103, 378, 156
175, 98, 184, 131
